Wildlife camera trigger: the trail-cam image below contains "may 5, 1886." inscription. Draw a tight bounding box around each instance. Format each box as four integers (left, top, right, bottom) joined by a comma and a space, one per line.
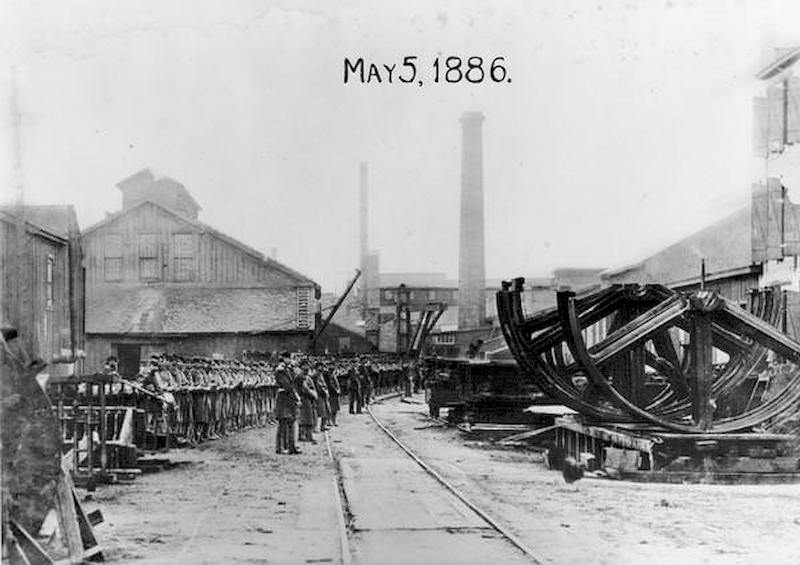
344, 56, 511, 86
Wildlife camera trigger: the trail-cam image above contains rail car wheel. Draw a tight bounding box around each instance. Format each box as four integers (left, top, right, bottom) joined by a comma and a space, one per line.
448, 405, 465, 425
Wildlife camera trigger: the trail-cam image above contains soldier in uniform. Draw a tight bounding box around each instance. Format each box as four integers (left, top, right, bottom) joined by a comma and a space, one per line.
404, 359, 416, 398
325, 363, 341, 426
313, 364, 331, 431
296, 365, 318, 443
274, 364, 300, 454
362, 364, 374, 406
348, 366, 362, 414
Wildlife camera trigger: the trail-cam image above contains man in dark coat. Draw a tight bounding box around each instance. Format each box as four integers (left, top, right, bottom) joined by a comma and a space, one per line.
325, 365, 341, 426
274, 365, 301, 454
313, 365, 331, 431
296, 366, 318, 443
361, 365, 373, 406
348, 367, 362, 414
404, 360, 417, 398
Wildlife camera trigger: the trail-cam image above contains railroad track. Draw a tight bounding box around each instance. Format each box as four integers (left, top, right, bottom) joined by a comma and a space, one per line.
323, 432, 352, 565
325, 399, 545, 565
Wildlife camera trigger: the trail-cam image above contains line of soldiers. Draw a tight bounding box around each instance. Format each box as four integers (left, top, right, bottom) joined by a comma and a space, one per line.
129, 353, 418, 448
273, 355, 415, 453
137, 354, 278, 443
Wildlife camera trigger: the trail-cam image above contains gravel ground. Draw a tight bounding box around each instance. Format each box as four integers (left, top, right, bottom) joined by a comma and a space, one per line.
89, 425, 341, 565
371, 397, 800, 565
89, 396, 800, 564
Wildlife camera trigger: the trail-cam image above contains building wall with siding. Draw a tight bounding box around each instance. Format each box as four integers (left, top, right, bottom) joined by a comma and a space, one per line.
82, 200, 317, 370
1, 212, 83, 375
674, 273, 761, 306
84, 203, 302, 290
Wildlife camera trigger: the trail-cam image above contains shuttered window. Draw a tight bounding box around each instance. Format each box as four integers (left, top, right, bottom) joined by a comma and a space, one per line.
433, 333, 456, 345
297, 287, 312, 330
139, 234, 159, 281
104, 234, 123, 281
754, 77, 800, 156
45, 255, 54, 308
172, 233, 194, 281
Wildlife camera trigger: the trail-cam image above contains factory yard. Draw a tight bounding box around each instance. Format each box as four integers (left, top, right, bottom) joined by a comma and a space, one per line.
7, 8, 800, 565
91, 395, 800, 565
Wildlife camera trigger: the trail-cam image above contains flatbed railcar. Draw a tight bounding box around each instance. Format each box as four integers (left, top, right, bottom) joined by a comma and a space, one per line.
423, 357, 551, 424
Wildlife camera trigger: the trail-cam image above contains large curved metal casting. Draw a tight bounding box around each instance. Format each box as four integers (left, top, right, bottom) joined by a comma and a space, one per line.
497, 279, 800, 433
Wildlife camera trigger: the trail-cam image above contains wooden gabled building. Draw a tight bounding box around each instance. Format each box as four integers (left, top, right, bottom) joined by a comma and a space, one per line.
82, 169, 320, 375
0, 205, 85, 376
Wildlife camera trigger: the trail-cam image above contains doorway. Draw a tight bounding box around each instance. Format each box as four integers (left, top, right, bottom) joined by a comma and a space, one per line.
116, 344, 141, 377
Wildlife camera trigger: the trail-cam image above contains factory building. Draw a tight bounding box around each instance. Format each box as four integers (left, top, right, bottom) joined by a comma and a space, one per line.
82, 169, 319, 375
369, 268, 603, 357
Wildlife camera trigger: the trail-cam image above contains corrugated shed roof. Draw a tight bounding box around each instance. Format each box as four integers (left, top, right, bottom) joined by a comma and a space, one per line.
602, 206, 755, 286
0, 205, 76, 239
87, 286, 301, 334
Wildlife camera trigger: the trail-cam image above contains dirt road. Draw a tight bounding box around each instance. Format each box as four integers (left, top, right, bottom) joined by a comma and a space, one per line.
93, 395, 800, 564
91, 427, 342, 564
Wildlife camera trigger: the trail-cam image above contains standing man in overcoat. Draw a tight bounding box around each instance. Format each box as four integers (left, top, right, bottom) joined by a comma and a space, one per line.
296, 365, 318, 443
313, 364, 331, 431
275, 364, 301, 454
348, 365, 362, 414
325, 364, 341, 426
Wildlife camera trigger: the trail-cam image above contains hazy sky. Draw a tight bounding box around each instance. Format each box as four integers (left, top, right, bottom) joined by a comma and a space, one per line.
1, 1, 799, 292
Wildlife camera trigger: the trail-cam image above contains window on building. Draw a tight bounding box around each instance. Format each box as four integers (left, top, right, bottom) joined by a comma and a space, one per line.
433, 333, 456, 345
104, 234, 123, 281
45, 255, 54, 308
384, 289, 395, 301
172, 233, 194, 281
139, 234, 159, 280
427, 289, 436, 301
297, 287, 312, 330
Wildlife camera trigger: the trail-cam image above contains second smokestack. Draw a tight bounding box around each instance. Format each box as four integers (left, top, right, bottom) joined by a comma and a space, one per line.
458, 111, 486, 330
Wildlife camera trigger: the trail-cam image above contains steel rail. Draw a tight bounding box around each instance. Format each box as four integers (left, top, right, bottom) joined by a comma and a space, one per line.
324, 431, 353, 565
365, 405, 545, 565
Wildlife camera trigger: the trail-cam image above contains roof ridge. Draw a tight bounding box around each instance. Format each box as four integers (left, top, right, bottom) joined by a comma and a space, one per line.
83, 200, 318, 287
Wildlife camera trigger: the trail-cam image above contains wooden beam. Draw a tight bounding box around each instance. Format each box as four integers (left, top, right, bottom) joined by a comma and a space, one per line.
54, 471, 84, 562
689, 312, 714, 430
720, 300, 800, 364
590, 299, 689, 366
8, 519, 54, 565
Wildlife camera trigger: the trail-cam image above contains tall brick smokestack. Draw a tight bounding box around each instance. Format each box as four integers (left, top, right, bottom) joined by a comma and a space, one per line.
359, 162, 369, 315
458, 112, 486, 330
